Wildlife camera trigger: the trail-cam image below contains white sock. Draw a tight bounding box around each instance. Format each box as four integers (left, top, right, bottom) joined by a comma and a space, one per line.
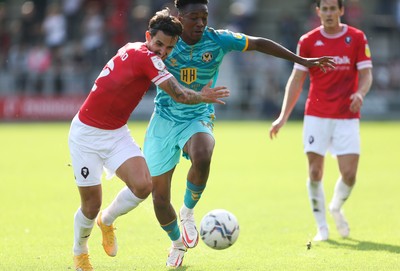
102, 186, 144, 226
172, 234, 185, 248
306, 179, 327, 228
329, 177, 353, 211
180, 204, 193, 217
73, 208, 95, 255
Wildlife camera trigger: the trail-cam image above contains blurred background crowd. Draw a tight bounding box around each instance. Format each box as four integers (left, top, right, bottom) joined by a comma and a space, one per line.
0, 0, 399, 119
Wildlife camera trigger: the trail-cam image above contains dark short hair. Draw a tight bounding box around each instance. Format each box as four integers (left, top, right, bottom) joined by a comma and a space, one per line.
148, 8, 183, 37
175, 0, 209, 11
316, 0, 344, 9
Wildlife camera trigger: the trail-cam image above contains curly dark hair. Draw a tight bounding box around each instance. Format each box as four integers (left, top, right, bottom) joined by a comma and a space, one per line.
175, 0, 209, 10
316, 0, 344, 9
148, 8, 183, 37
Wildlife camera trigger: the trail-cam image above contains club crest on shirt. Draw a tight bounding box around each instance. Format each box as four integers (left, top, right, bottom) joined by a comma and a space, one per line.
151, 56, 165, 70
202, 52, 213, 63
345, 36, 352, 44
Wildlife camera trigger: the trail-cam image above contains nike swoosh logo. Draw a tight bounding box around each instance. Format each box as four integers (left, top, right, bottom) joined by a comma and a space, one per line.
183, 226, 194, 244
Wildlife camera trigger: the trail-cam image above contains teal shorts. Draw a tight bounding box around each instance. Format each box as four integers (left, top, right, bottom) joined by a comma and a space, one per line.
143, 113, 214, 176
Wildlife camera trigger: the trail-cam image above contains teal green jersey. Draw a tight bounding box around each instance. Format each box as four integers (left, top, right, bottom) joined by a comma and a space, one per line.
154, 27, 248, 122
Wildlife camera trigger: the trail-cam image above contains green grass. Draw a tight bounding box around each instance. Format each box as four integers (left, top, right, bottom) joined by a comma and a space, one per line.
0, 121, 399, 270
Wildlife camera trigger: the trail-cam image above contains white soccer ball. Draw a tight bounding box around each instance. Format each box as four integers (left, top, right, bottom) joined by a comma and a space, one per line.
200, 209, 240, 250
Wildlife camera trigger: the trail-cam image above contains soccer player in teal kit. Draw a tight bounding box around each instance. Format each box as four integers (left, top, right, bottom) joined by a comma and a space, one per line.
143, 0, 335, 267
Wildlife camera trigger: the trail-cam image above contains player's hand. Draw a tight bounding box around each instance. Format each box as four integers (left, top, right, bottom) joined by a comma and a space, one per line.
349, 92, 364, 113
200, 81, 230, 104
269, 117, 286, 140
304, 56, 336, 73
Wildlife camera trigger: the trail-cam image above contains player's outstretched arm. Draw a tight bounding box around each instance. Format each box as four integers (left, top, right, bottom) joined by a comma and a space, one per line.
246, 36, 335, 73
159, 77, 230, 105
269, 69, 307, 140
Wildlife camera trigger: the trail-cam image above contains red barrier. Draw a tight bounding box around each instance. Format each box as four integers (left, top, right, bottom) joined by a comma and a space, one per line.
0, 96, 85, 121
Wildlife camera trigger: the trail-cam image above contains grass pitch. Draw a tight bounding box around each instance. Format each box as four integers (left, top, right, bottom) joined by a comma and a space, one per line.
0, 121, 399, 270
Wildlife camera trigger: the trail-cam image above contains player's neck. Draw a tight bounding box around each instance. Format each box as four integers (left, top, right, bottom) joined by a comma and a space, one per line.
322, 23, 344, 35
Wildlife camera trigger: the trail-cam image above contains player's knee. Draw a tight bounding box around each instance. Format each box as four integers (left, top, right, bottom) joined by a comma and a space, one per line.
81, 202, 101, 220
309, 167, 323, 180
342, 171, 357, 186
191, 149, 212, 170
129, 178, 152, 199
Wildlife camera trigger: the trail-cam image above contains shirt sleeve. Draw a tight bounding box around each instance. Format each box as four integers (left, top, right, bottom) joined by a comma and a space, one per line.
214, 29, 249, 52
356, 32, 373, 70
294, 36, 309, 72
141, 54, 173, 85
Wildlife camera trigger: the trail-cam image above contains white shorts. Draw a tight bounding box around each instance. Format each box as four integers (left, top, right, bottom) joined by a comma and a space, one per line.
303, 116, 360, 156
68, 115, 143, 187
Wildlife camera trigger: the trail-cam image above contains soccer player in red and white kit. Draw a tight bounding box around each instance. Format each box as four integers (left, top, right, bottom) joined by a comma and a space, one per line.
68, 8, 229, 271
269, 0, 373, 241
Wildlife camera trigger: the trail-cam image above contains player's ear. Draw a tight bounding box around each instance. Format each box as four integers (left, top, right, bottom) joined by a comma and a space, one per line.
145, 31, 151, 43
340, 6, 345, 16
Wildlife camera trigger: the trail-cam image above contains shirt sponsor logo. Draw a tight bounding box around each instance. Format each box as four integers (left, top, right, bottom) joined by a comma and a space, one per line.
151, 56, 166, 71
333, 56, 351, 65
180, 68, 197, 85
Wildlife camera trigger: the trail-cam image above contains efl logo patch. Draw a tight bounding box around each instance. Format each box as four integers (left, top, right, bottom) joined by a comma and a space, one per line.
365, 44, 371, 58
151, 56, 165, 70
233, 33, 244, 40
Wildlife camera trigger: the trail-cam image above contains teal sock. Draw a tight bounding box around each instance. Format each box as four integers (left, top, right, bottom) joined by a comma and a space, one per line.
183, 180, 206, 209
161, 219, 181, 241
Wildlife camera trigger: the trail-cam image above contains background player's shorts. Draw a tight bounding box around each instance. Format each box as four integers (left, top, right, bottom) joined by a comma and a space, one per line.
144, 113, 214, 177
303, 115, 360, 156
68, 114, 143, 187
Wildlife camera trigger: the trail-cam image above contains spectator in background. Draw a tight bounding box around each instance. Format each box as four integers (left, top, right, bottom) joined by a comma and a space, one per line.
81, 1, 106, 89
278, 12, 300, 54
42, 2, 66, 95
26, 42, 51, 95
107, 0, 130, 53
343, 0, 363, 28
62, 0, 83, 41
389, 58, 400, 90
18, 1, 41, 46
130, 4, 152, 41
0, 3, 11, 70
228, 0, 258, 34
8, 43, 29, 94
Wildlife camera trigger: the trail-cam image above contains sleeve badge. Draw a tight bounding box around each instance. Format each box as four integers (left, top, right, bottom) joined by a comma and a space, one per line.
151, 55, 166, 71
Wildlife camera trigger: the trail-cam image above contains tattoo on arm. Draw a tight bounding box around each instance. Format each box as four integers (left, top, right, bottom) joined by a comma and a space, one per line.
168, 79, 202, 104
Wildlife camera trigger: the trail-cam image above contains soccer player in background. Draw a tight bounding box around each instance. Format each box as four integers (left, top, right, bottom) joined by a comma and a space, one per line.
142, 0, 335, 267
68, 8, 229, 271
269, 0, 373, 242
